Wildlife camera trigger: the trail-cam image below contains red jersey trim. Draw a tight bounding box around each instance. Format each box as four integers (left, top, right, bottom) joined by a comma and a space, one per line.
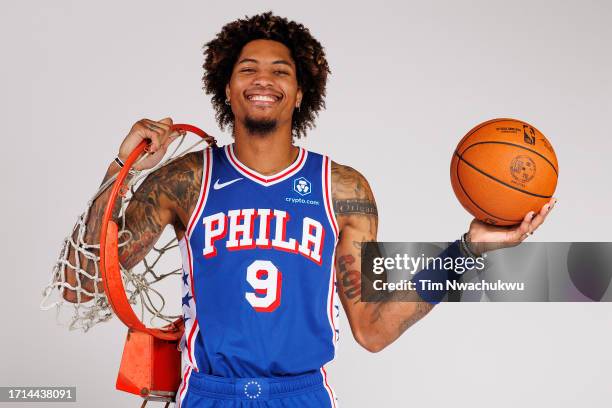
225, 144, 307, 186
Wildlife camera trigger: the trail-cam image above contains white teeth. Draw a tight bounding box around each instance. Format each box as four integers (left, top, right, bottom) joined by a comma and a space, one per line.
248, 95, 276, 102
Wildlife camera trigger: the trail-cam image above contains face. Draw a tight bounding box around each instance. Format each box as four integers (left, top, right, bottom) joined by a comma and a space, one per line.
226, 39, 302, 135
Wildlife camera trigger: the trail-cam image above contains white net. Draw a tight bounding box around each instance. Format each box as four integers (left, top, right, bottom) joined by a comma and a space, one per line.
41, 133, 214, 332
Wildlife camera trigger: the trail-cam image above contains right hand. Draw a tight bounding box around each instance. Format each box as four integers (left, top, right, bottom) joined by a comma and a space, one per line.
118, 117, 185, 171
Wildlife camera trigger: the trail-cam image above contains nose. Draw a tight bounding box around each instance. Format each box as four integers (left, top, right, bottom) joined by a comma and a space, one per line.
252, 70, 274, 88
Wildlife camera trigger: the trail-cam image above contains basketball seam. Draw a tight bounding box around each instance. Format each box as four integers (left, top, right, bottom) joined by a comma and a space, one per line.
454, 151, 554, 199
455, 157, 523, 223
462, 141, 558, 175
456, 118, 515, 153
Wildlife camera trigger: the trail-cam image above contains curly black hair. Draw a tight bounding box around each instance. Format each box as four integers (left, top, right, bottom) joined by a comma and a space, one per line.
202, 12, 330, 139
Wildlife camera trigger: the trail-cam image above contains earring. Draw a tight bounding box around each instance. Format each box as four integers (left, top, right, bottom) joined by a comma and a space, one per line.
295, 104, 301, 112
225, 99, 231, 105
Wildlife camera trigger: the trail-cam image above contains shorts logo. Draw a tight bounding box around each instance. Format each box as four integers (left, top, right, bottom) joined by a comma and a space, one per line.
243, 380, 262, 399
293, 177, 311, 196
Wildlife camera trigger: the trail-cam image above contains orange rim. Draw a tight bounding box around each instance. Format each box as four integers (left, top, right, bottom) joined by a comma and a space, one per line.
99, 124, 212, 340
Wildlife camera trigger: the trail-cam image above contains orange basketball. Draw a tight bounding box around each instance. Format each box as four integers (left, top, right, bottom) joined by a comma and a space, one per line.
450, 118, 559, 226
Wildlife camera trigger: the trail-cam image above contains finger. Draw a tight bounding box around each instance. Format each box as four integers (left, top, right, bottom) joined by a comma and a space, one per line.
158, 117, 174, 127
529, 199, 555, 232
162, 133, 180, 149
143, 118, 170, 133
171, 128, 186, 137
138, 127, 162, 153
143, 119, 178, 150
510, 211, 536, 241
163, 128, 183, 141
138, 119, 165, 143
153, 118, 180, 142
148, 135, 162, 153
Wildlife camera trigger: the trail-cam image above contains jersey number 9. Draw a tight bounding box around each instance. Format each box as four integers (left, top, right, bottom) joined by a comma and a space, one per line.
245, 260, 283, 312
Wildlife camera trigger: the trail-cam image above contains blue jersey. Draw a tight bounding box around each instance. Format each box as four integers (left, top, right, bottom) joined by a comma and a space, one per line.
177, 144, 339, 402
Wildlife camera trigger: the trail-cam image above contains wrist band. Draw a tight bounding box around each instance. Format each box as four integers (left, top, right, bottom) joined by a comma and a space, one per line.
460, 233, 479, 258
114, 155, 140, 176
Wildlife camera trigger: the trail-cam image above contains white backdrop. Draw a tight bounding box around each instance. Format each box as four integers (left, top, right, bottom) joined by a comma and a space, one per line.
2, 0, 611, 406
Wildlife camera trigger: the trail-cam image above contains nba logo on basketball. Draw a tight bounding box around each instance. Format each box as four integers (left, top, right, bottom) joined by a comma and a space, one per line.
523, 125, 536, 145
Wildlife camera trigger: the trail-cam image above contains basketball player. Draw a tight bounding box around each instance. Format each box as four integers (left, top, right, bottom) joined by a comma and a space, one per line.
63, 12, 556, 407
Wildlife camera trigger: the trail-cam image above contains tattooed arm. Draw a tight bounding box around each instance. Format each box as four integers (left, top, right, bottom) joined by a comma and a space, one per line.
62, 118, 195, 302
62, 161, 126, 302
118, 151, 203, 267
62, 149, 203, 303
332, 162, 434, 352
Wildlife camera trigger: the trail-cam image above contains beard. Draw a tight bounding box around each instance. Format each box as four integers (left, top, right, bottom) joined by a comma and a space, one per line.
244, 115, 278, 136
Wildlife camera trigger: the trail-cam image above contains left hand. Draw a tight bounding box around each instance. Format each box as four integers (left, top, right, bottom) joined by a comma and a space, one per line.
467, 197, 557, 255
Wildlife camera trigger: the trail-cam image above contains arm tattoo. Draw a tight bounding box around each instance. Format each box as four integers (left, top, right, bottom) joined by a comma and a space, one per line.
337, 254, 361, 303
334, 199, 378, 216
351, 238, 370, 258
332, 162, 378, 305
330, 162, 434, 340
119, 151, 203, 269
66, 150, 203, 300
331, 162, 378, 219
74, 165, 131, 289
366, 275, 434, 336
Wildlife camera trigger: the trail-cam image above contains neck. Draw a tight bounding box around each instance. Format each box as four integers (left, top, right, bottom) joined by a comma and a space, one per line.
233, 121, 298, 175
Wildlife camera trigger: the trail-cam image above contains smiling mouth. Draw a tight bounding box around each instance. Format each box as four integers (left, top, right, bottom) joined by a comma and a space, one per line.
246, 93, 282, 106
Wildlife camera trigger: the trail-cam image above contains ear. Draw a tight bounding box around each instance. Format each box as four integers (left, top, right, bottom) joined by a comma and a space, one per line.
296, 88, 303, 108
225, 83, 231, 102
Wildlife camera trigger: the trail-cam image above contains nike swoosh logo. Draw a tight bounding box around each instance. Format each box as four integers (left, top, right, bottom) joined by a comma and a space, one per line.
213, 177, 243, 190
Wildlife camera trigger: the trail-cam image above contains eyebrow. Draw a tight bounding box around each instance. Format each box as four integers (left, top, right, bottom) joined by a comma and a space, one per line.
237, 58, 294, 67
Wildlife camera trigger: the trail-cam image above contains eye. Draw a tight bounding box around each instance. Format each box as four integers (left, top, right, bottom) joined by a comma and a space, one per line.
240, 67, 256, 73
274, 70, 290, 76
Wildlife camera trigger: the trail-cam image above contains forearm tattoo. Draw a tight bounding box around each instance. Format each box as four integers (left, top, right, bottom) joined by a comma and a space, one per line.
337, 254, 361, 303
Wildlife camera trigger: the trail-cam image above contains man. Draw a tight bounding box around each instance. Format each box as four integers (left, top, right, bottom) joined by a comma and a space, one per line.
64, 12, 555, 407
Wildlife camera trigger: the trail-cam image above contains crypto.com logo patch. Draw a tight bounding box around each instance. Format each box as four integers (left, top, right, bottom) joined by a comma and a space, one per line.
293, 177, 311, 196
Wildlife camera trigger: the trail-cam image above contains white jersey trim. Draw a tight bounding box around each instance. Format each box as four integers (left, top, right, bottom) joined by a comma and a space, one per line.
176, 365, 193, 408
321, 366, 338, 408
224, 144, 308, 186
186, 147, 214, 239
322, 156, 340, 346
179, 147, 213, 373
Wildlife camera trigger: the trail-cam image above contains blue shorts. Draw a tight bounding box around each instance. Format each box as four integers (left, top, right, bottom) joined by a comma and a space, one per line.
178, 370, 337, 408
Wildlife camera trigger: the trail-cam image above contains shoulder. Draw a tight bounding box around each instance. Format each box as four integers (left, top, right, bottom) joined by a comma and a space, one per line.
331, 161, 375, 201
132, 149, 205, 208
330, 161, 377, 220
146, 149, 204, 182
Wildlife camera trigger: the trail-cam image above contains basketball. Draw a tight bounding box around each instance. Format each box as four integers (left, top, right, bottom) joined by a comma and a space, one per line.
450, 118, 559, 226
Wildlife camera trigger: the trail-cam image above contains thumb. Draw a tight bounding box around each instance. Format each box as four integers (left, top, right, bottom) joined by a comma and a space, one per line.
159, 117, 173, 126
